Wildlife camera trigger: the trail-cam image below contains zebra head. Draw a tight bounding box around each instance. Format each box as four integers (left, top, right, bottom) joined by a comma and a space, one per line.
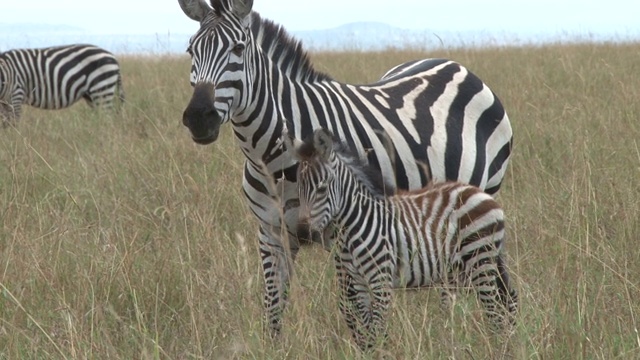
179, 0, 254, 144
289, 129, 340, 234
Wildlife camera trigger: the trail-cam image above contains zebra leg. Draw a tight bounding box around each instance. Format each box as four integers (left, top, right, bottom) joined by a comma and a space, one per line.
259, 226, 300, 337
440, 268, 472, 312
85, 83, 120, 109
13, 102, 22, 122
336, 258, 372, 350
0, 106, 11, 128
1, 100, 21, 127
367, 271, 392, 349
470, 256, 513, 332
337, 256, 392, 350
439, 284, 458, 313
116, 73, 126, 104
439, 268, 463, 312
336, 271, 361, 342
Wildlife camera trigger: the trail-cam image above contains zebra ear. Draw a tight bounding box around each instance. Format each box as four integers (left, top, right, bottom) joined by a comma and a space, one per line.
313, 129, 334, 161
281, 128, 304, 160
178, 0, 211, 22
281, 132, 294, 156
231, 0, 253, 19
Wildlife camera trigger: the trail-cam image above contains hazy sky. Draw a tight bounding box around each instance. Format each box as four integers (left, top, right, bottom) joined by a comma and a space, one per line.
3, 0, 639, 36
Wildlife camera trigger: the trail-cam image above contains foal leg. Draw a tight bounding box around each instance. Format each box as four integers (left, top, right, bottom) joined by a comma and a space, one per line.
439, 276, 458, 312
337, 270, 370, 349
470, 256, 515, 331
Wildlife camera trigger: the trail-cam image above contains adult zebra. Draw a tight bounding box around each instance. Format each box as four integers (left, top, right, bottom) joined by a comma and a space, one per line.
0, 44, 124, 126
178, 0, 513, 336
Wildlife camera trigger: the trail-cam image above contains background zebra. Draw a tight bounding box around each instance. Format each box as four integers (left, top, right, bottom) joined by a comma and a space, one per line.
0, 44, 125, 126
177, 0, 513, 336
290, 129, 518, 350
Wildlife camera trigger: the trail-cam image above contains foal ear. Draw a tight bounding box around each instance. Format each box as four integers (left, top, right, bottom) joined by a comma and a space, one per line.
313, 129, 334, 161
281, 127, 304, 160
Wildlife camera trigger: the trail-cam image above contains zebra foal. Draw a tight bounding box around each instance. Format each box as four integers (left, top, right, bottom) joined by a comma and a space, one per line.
0, 44, 124, 126
288, 129, 518, 350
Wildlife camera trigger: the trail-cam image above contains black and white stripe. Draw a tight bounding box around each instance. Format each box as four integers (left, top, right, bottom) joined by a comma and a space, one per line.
0, 44, 124, 124
178, 0, 513, 336
292, 129, 518, 350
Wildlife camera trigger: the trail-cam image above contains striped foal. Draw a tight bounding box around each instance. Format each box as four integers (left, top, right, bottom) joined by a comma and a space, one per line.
290, 129, 518, 350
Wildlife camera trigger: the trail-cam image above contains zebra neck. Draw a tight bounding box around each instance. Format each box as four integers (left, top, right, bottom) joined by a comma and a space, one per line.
334, 170, 394, 236
226, 54, 286, 169
235, 51, 336, 144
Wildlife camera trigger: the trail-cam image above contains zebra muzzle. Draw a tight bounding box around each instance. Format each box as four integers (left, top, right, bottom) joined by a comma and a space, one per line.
296, 222, 335, 250
182, 82, 222, 144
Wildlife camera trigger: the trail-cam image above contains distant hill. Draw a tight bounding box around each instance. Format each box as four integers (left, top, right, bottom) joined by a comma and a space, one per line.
293, 21, 442, 51
292, 22, 638, 51
1, 21, 637, 54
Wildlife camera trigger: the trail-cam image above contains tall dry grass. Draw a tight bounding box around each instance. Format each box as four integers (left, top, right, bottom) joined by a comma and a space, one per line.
1, 42, 639, 359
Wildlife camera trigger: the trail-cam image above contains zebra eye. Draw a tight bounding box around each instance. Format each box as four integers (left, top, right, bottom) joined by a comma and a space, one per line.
186, 34, 196, 55
232, 42, 245, 56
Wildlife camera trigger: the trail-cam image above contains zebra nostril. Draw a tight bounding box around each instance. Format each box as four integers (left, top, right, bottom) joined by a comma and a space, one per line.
202, 107, 217, 119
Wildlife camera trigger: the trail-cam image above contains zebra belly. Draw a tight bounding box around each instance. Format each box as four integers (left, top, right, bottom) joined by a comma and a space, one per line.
27, 95, 81, 110
391, 226, 450, 289
392, 263, 444, 289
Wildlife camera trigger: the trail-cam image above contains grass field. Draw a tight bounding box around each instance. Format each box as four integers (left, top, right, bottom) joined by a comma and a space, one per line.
1, 42, 639, 359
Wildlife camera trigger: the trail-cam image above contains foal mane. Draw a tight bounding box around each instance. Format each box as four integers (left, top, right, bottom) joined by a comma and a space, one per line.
298, 132, 396, 198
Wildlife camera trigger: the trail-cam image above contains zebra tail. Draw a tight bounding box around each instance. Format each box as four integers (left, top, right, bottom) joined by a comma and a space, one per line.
117, 72, 125, 103
496, 255, 518, 318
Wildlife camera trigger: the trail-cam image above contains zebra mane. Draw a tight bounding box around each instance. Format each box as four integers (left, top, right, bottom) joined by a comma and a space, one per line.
249, 12, 332, 82
298, 131, 396, 198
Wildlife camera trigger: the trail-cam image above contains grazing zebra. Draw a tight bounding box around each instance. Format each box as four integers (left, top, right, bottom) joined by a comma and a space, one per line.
178, 0, 513, 336
0, 44, 125, 126
289, 128, 518, 350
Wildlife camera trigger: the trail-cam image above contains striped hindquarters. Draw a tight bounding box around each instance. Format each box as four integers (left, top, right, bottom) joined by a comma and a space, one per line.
393, 182, 517, 327
392, 182, 505, 287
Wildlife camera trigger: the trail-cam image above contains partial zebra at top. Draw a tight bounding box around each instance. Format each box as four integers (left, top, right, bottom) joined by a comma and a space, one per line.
0, 44, 125, 125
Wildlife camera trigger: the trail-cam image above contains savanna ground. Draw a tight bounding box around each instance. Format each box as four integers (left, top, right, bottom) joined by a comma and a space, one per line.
1, 42, 639, 359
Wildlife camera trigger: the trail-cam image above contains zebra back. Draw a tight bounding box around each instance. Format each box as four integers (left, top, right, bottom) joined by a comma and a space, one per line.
392, 182, 505, 285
